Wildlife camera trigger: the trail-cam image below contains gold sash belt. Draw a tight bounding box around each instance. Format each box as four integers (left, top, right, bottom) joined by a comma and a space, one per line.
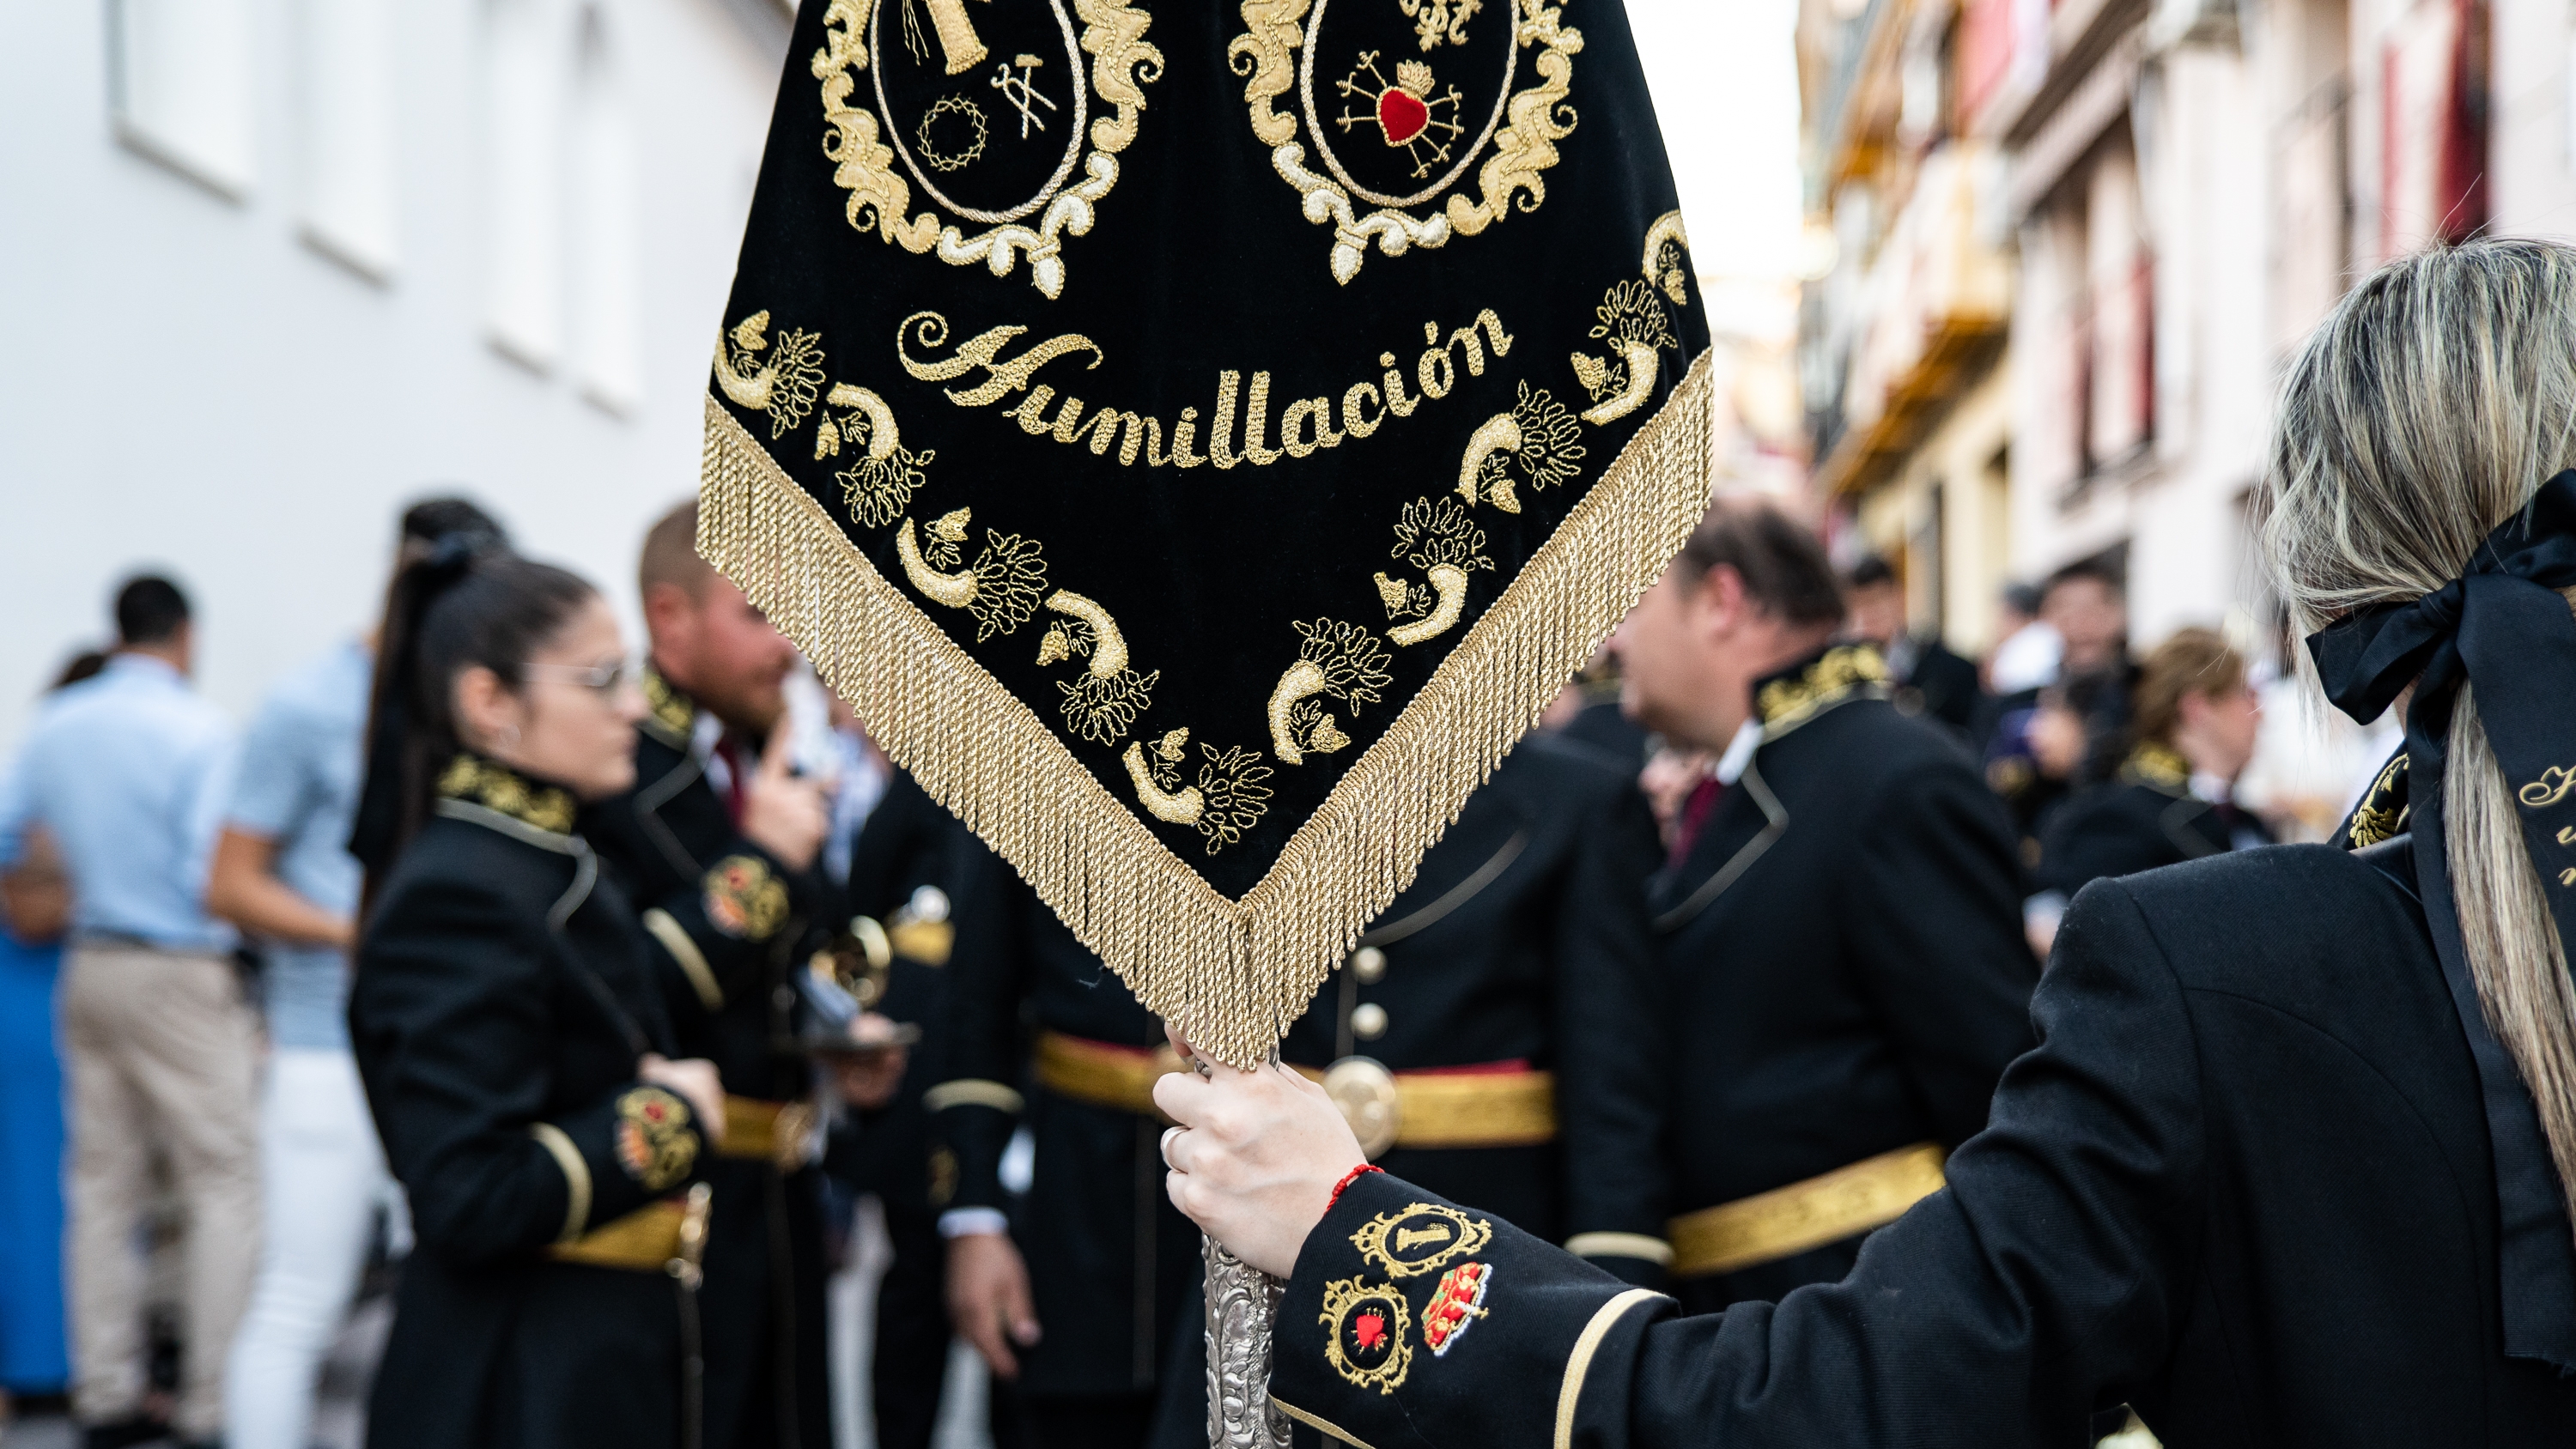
1668, 1142, 1947, 1279
720, 1094, 817, 1169
1291, 1060, 1556, 1152
548, 1185, 713, 1274
1032, 1031, 1191, 1119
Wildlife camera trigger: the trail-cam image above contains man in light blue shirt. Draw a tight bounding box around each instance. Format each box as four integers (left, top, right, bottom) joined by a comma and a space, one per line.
0, 576, 258, 1449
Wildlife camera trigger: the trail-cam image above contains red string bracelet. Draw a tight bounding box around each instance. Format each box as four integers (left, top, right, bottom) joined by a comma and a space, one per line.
1327, 1163, 1384, 1209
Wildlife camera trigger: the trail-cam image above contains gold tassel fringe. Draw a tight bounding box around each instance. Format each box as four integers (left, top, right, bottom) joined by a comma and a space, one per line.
698, 349, 1713, 1067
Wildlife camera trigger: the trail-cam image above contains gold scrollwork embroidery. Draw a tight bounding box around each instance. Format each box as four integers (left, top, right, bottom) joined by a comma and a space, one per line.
817, 383, 939, 528
1350, 1201, 1494, 1278
1573, 278, 1679, 426
1456, 379, 1582, 512
1753, 644, 1890, 734
1034, 592, 1156, 744
1269, 620, 1394, 765
1400, 0, 1483, 49
714, 312, 829, 440
1376, 495, 1492, 647
438, 755, 578, 835
811, 0, 1163, 299
1643, 210, 1692, 306
1319, 1277, 1415, 1394
2348, 752, 2409, 848
1230, 0, 1582, 284
2521, 765, 2576, 809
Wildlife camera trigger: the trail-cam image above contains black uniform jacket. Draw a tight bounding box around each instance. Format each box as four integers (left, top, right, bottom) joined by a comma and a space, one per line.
1279, 733, 1668, 1275
582, 674, 829, 1449
351, 767, 709, 1449
935, 847, 1203, 1401
1655, 646, 2035, 1305
2035, 744, 2276, 898
1270, 840, 2576, 1448
1889, 631, 1983, 735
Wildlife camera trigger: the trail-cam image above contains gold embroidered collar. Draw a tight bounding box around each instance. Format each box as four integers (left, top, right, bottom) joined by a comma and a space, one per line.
1753, 644, 1891, 737
2348, 751, 2410, 848
439, 754, 580, 837
2119, 741, 2192, 795
641, 667, 698, 749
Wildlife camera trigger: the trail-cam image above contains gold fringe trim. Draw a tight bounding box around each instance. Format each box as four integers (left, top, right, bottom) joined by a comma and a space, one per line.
698, 350, 1711, 1066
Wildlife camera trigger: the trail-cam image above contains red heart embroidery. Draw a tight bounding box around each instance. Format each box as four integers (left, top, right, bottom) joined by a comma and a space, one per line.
1353, 1312, 1386, 1350
1376, 89, 1429, 147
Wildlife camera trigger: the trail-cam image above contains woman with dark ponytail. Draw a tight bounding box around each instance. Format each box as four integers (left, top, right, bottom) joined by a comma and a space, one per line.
1151, 240, 2576, 1446
347, 544, 729, 1449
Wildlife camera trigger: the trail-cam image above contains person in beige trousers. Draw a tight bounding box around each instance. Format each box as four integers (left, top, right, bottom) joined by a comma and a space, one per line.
0, 576, 258, 1449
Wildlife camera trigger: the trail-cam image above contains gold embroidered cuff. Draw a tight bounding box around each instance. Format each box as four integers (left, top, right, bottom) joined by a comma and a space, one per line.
1555, 1288, 1663, 1449
1563, 1232, 1673, 1267
644, 908, 725, 1012
923, 1079, 1026, 1115
527, 1122, 592, 1243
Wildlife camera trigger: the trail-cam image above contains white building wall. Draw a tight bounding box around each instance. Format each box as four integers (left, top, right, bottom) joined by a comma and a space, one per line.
0, 0, 787, 747
2490, 0, 2576, 241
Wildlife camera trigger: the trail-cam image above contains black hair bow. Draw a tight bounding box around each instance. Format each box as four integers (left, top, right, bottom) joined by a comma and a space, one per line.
2307, 469, 2576, 1373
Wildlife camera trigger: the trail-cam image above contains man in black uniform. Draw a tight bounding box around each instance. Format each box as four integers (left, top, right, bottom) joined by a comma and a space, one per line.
1612, 501, 2036, 1313
932, 846, 1203, 1448
1143, 729, 1671, 1447
2027, 627, 2272, 954
1842, 554, 1984, 736
586, 500, 839, 1449
821, 766, 987, 1449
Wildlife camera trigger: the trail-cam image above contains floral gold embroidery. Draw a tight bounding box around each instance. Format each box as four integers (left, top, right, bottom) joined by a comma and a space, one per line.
1194, 743, 1275, 853
2348, 753, 2410, 848
2122, 741, 2191, 793
713, 312, 829, 440
895, 512, 1051, 641
1318, 1276, 1414, 1393
1753, 645, 1890, 735
641, 670, 698, 749
1576, 279, 1678, 426
704, 854, 792, 941
811, 0, 1163, 298
437, 755, 578, 835
615, 1085, 700, 1191
1379, 496, 1492, 646
1643, 210, 1692, 306
1458, 379, 1582, 512
1270, 621, 1394, 765
1125, 731, 1206, 825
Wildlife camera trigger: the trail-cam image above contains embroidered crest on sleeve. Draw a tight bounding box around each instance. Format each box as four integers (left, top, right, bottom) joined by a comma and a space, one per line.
1318, 1276, 1413, 1393
614, 1086, 701, 1191
703, 855, 792, 940
1421, 1260, 1491, 1355
1350, 1201, 1493, 1278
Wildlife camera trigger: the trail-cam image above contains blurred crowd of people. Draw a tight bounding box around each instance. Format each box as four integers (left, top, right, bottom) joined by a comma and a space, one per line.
0, 487, 2346, 1449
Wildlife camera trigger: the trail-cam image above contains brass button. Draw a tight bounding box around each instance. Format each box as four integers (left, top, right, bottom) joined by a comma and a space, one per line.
1352, 1003, 1388, 1040
1350, 946, 1388, 983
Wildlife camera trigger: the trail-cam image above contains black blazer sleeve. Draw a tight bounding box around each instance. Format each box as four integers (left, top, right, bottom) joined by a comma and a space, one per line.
354, 876, 706, 1265
930, 845, 1030, 1213
629, 836, 820, 1020
1838, 755, 2039, 1146
1270, 876, 2204, 1449
1551, 776, 1671, 1280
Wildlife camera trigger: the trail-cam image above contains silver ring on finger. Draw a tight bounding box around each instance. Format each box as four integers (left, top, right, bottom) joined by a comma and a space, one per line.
1160, 1125, 1185, 1169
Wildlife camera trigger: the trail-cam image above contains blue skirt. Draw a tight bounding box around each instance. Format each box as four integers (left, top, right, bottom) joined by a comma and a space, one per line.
0, 932, 67, 1392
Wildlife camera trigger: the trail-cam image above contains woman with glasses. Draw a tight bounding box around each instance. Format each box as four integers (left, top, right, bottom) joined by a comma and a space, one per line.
1155, 240, 2576, 1445
346, 543, 728, 1449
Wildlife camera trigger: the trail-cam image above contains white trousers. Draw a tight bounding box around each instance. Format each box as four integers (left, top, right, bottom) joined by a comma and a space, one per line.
221, 1048, 398, 1449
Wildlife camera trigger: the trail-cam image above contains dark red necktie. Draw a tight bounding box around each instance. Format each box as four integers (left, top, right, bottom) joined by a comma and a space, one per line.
1668, 775, 1724, 869
715, 737, 748, 828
